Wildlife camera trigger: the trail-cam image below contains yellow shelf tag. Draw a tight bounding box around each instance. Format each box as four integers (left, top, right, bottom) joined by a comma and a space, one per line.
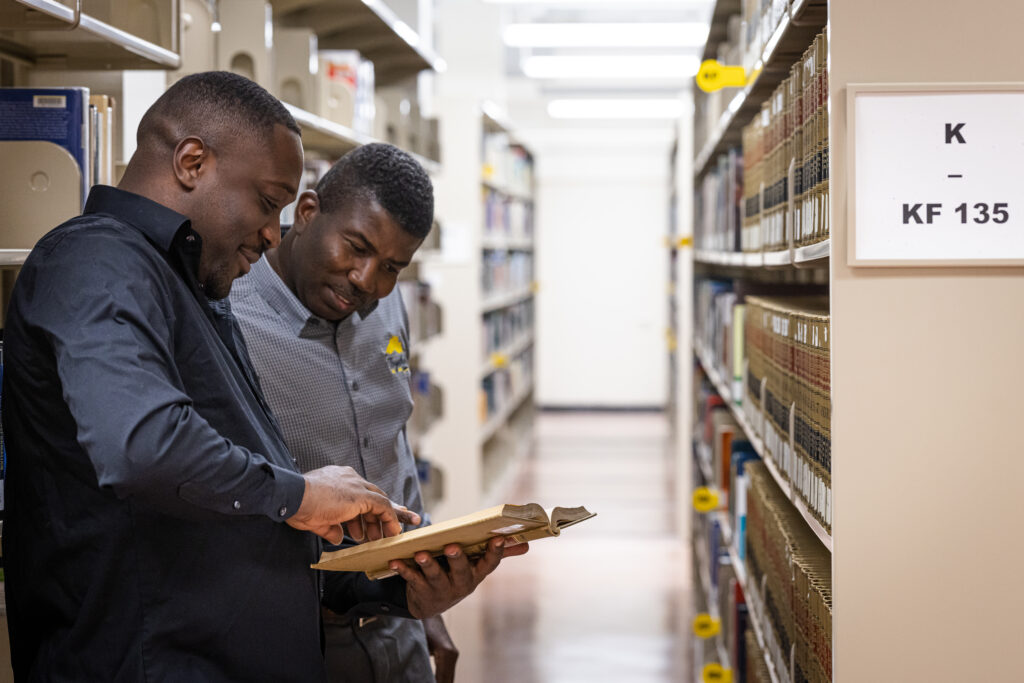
692, 487, 719, 513
702, 663, 732, 683
677, 236, 694, 248
530, 280, 540, 294
695, 59, 747, 92
693, 613, 721, 639
490, 352, 508, 368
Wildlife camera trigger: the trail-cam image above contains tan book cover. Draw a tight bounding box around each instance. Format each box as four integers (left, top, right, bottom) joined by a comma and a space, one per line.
313, 503, 596, 580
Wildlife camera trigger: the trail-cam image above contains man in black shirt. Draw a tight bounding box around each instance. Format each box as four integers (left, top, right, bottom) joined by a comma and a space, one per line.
1, 72, 421, 681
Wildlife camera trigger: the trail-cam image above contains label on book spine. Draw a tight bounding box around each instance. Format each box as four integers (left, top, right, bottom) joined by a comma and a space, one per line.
693, 613, 721, 639
701, 663, 732, 683
692, 487, 719, 513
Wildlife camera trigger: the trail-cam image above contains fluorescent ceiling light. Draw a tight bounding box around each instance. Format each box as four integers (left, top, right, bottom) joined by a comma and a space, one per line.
504, 23, 708, 48
548, 98, 684, 119
523, 55, 699, 79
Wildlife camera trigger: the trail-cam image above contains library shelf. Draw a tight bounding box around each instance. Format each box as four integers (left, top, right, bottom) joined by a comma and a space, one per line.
269, 0, 443, 86
693, 0, 825, 176
480, 286, 532, 314
694, 239, 830, 270
285, 103, 441, 172
0, 249, 30, 268
761, 249, 792, 268
793, 238, 830, 266
695, 342, 833, 552
0, 0, 181, 69
479, 378, 533, 445
481, 235, 533, 252
693, 529, 733, 671
705, 510, 785, 683
481, 179, 531, 204
480, 332, 533, 380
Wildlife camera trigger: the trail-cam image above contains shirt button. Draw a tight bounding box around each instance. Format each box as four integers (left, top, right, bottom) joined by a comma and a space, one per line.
362, 436, 369, 448
186, 235, 195, 242
233, 500, 241, 510
380, 604, 390, 613
278, 505, 288, 517
351, 381, 359, 391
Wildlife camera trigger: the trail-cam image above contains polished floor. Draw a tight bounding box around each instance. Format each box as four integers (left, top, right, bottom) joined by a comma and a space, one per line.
450, 411, 694, 683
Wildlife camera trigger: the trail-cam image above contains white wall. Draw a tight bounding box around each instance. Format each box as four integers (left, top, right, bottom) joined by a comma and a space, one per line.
525, 130, 672, 408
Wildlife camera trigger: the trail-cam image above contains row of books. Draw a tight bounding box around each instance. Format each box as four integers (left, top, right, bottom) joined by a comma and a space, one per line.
695, 279, 832, 532
693, 370, 761, 682
483, 185, 534, 243
693, 1, 826, 155
696, 148, 744, 252
408, 368, 443, 440
746, 461, 832, 683
482, 135, 533, 199
695, 28, 830, 256
0, 87, 116, 250
745, 296, 831, 531
742, 29, 829, 253
482, 300, 533, 362
395, 280, 442, 348
479, 348, 533, 424
694, 374, 832, 682
482, 250, 533, 298
744, 627, 774, 683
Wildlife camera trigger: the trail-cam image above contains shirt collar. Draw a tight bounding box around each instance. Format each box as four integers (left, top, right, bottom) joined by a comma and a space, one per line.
84, 185, 191, 252
246, 255, 324, 338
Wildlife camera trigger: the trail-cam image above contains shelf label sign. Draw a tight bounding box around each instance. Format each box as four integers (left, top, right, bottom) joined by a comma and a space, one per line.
696, 60, 747, 92
692, 487, 719, 512
701, 663, 732, 683
849, 84, 1024, 266
693, 613, 721, 639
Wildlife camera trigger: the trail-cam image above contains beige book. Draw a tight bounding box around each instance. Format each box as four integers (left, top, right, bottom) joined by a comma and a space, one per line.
313, 503, 596, 580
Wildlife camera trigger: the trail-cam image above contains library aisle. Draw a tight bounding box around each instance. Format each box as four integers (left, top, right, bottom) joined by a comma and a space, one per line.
465, 411, 692, 683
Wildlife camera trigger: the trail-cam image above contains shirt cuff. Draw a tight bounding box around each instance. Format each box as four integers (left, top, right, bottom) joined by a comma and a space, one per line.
177, 462, 306, 522
265, 466, 306, 521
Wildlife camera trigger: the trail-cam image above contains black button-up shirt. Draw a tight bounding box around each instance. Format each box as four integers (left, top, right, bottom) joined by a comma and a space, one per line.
1, 186, 325, 681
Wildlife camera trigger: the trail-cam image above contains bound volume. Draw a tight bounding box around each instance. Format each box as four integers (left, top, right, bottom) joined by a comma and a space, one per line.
314, 503, 596, 579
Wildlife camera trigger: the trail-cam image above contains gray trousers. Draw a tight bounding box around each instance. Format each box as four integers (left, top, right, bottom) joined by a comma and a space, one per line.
324, 614, 433, 683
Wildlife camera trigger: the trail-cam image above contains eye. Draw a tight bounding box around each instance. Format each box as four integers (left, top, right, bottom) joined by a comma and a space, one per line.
384, 263, 400, 275
347, 239, 369, 255
260, 195, 278, 214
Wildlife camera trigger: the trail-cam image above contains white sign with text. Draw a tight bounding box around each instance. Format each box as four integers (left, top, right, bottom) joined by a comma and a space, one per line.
851, 87, 1024, 265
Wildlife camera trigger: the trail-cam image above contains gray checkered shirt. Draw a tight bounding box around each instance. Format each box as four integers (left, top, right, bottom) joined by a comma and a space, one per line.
229, 256, 424, 517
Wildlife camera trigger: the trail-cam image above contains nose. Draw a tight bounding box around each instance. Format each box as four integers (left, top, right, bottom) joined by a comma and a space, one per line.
259, 215, 283, 251
348, 258, 377, 295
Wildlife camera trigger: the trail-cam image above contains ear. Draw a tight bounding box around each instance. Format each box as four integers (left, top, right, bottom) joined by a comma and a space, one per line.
172, 136, 210, 190
291, 190, 321, 235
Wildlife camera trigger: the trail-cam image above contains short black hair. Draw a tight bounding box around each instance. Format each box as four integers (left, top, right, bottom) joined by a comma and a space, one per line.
315, 143, 434, 240
138, 71, 300, 150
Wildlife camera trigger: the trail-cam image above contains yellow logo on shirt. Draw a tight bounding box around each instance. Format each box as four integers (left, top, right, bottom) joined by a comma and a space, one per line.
385, 335, 410, 375
386, 335, 404, 355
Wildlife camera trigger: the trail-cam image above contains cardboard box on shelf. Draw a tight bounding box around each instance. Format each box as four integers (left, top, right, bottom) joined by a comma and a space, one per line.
217, 0, 274, 90
274, 27, 318, 111
316, 50, 375, 135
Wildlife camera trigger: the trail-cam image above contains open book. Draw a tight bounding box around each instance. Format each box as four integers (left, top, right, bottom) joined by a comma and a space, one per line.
313, 503, 596, 579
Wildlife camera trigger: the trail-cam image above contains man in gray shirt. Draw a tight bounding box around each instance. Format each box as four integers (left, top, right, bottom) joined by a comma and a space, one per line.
230, 143, 526, 681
